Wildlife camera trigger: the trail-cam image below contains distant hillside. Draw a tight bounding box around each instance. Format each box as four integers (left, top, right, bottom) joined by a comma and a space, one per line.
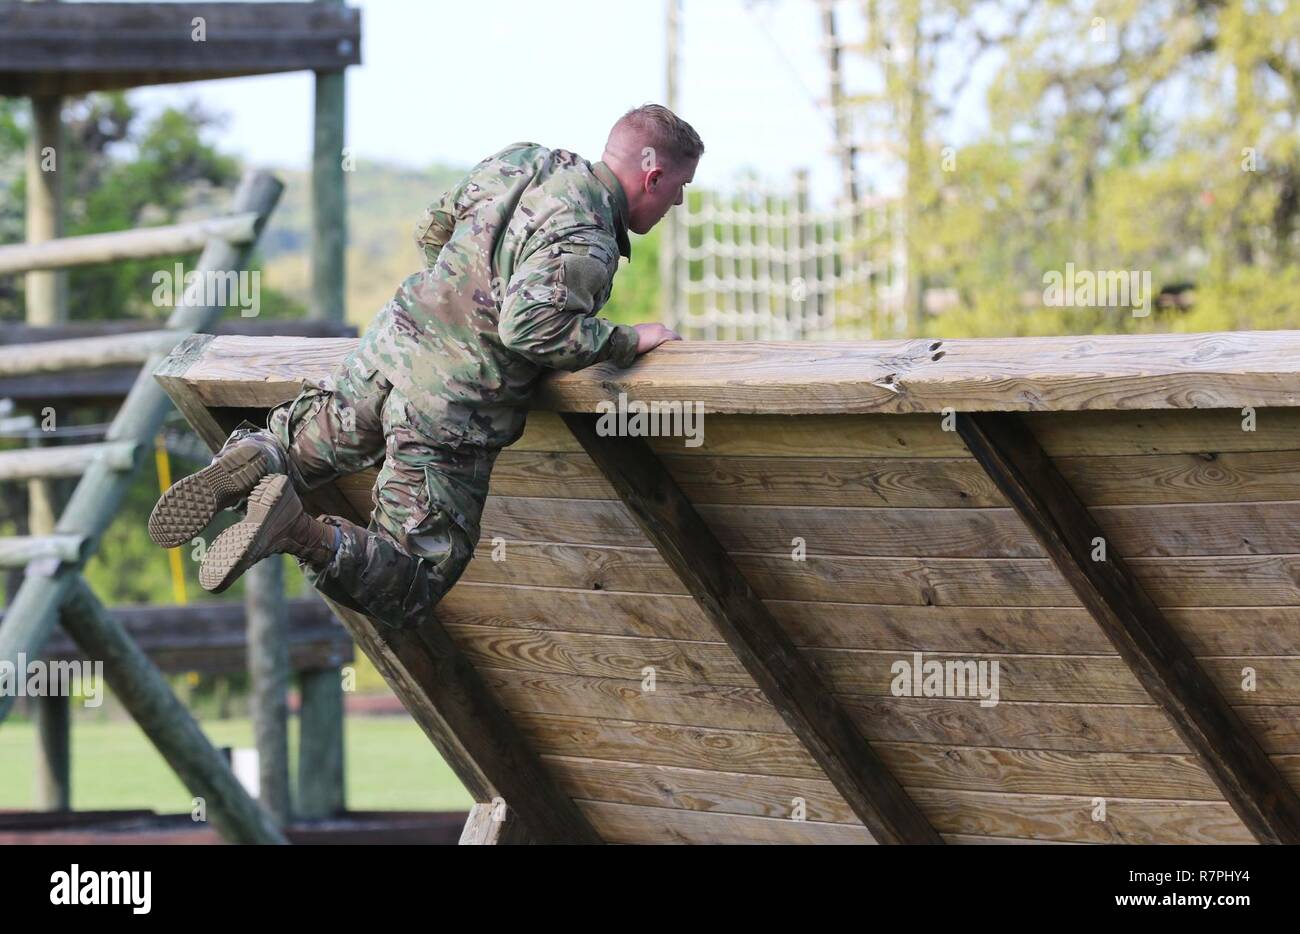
256, 158, 660, 331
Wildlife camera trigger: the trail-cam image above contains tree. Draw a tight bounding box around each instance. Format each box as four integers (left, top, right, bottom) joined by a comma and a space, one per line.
837, 0, 1300, 336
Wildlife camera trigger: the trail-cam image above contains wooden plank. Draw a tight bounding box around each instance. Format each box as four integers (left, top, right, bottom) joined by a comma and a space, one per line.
157, 331, 1300, 415
439, 583, 1300, 656
25, 597, 352, 676
153, 334, 236, 453
0, 2, 361, 95
548, 757, 1253, 844
0, 317, 357, 345
481, 494, 1300, 558
957, 411, 1300, 844
562, 414, 940, 844
536, 332, 1300, 413
462, 542, 1300, 608
578, 799, 875, 845
514, 712, 1240, 800
0, 367, 140, 403
0, 441, 139, 482
480, 665, 1300, 755
449, 622, 1300, 706
511, 408, 1300, 458
493, 447, 1300, 508
0, 321, 355, 406
511, 410, 965, 457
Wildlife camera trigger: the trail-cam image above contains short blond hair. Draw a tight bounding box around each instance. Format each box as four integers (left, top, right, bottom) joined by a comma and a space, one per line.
610, 104, 704, 165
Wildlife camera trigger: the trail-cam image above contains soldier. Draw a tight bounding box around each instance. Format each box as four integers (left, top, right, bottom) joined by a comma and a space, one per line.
149, 104, 703, 630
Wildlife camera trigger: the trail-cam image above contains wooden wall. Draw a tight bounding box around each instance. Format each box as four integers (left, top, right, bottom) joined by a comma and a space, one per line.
345, 408, 1300, 844
175, 332, 1300, 844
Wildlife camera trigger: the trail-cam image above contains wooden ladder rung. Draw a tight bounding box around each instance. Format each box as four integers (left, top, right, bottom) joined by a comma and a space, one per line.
0, 534, 88, 568
0, 440, 138, 483
0, 330, 181, 378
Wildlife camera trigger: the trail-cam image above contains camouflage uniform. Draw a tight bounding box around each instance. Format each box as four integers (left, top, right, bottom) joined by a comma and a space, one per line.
225, 143, 637, 629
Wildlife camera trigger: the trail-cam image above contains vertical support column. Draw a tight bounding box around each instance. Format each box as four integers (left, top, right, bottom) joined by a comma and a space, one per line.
311, 0, 347, 323
22, 430, 70, 811
307, 2, 348, 813
298, 664, 346, 819
25, 93, 65, 326
794, 168, 814, 338
246, 557, 291, 824
25, 92, 67, 799
901, 1, 925, 335
658, 0, 681, 330
33, 688, 70, 811
819, 0, 859, 206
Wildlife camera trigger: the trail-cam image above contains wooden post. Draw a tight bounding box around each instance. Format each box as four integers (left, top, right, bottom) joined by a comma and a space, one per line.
819, 0, 859, 206
658, 0, 681, 330
25, 93, 65, 325
246, 557, 291, 824
29, 431, 70, 811
794, 169, 815, 337
297, 664, 345, 818
0, 170, 283, 724
24, 75, 70, 809
311, 0, 347, 322
33, 694, 70, 810
58, 577, 287, 844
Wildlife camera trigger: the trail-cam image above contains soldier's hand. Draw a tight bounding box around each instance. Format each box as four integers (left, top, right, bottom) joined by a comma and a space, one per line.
633, 323, 683, 354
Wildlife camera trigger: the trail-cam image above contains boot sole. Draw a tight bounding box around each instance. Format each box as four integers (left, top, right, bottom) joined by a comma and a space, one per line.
199, 474, 294, 593
148, 443, 267, 549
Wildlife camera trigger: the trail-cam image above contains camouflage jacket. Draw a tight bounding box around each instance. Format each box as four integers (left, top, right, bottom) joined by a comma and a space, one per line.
347, 142, 639, 450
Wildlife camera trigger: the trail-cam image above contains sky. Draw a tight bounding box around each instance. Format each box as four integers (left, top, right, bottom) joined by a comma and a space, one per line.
129, 0, 867, 203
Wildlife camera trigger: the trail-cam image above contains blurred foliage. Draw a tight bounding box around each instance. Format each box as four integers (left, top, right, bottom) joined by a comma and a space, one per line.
845, 0, 1300, 337
0, 93, 303, 323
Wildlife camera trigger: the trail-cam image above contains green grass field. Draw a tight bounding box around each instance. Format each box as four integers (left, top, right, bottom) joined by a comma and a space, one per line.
0, 715, 473, 813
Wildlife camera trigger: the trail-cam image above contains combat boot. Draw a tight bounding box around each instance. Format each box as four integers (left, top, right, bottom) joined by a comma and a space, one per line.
199, 474, 339, 593
149, 432, 287, 548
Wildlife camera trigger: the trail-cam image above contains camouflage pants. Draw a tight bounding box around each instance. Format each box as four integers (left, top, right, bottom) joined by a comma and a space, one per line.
223, 354, 497, 630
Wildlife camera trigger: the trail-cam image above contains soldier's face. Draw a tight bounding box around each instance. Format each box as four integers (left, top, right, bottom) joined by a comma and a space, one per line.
631, 158, 698, 234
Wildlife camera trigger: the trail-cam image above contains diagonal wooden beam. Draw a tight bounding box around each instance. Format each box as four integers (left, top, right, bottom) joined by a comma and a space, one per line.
317, 593, 598, 844
956, 411, 1300, 845
59, 577, 286, 844
562, 413, 942, 844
